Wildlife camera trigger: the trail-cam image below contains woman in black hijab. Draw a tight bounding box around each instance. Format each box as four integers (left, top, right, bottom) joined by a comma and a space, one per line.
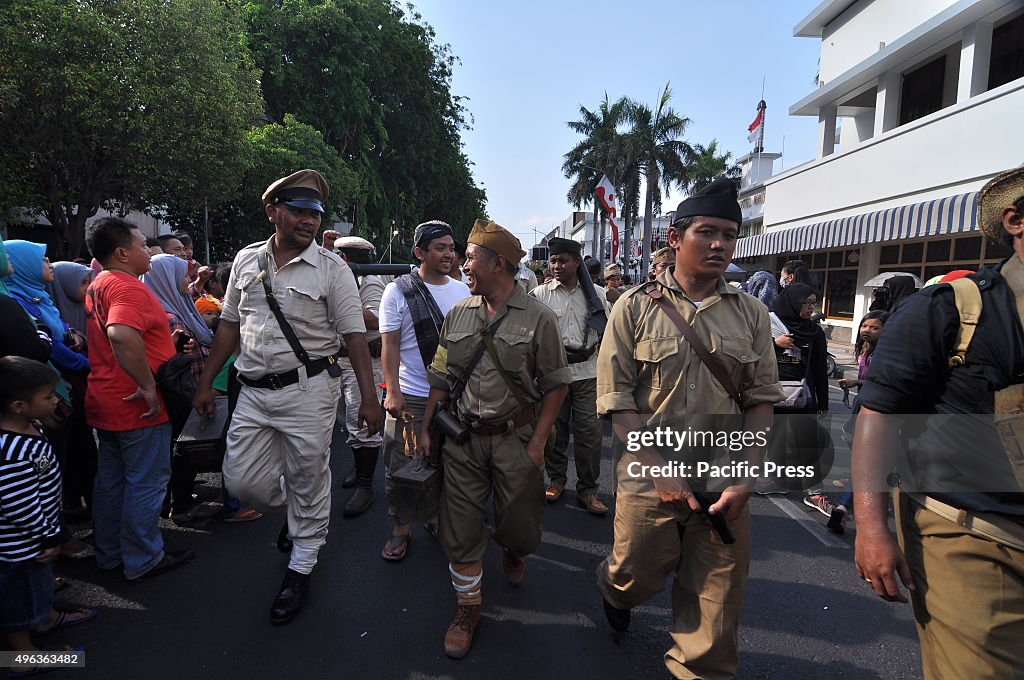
883, 275, 917, 312
756, 283, 831, 495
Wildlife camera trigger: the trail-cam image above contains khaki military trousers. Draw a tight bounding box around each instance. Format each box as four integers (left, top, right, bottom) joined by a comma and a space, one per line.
383, 393, 427, 522
440, 422, 546, 564
897, 492, 1024, 680
223, 370, 342, 574
598, 489, 751, 680
337, 356, 383, 448
547, 377, 602, 496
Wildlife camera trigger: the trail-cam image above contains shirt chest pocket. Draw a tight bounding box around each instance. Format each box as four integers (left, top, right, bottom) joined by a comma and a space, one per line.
635, 337, 680, 390
235, 275, 261, 315
494, 331, 532, 369
712, 337, 762, 391
280, 285, 321, 320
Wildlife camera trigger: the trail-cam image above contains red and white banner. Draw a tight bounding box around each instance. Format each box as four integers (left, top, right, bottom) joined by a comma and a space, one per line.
595, 175, 620, 261
747, 100, 766, 146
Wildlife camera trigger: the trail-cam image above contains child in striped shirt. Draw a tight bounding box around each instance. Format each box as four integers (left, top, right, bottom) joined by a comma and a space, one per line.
0, 356, 96, 670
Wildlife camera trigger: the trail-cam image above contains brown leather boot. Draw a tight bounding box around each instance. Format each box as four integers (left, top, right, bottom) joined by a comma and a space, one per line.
502, 549, 525, 585
577, 493, 609, 516
443, 604, 480, 659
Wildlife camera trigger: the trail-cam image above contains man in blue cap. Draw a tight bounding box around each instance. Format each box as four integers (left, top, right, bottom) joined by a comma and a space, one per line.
195, 169, 384, 625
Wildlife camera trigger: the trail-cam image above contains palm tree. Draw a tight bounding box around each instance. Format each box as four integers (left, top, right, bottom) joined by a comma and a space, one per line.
621, 83, 696, 278
688, 140, 741, 195
562, 94, 627, 260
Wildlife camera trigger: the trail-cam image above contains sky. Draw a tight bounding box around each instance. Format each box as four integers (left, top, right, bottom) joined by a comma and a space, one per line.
409, 0, 825, 248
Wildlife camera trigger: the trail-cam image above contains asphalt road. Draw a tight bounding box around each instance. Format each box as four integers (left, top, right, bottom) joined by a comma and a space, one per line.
43, 383, 922, 680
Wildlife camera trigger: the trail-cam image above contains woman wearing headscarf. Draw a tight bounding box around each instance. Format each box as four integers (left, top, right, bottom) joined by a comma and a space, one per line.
48, 261, 93, 335
142, 254, 218, 525
882, 275, 917, 312
746, 270, 779, 310
0, 237, 52, 362
756, 282, 830, 496
142, 254, 213, 380
4, 241, 88, 374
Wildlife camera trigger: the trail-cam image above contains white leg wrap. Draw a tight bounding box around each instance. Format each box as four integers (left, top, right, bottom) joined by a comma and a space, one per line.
449, 564, 482, 598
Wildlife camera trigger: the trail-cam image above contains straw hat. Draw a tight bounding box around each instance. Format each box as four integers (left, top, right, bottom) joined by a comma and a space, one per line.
978, 165, 1024, 243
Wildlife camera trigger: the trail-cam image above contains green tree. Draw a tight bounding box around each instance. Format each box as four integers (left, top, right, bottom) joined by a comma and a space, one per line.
0, 0, 263, 259
178, 115, 360, 262
688, 140, 741, 195
243, 0, 485, 257
621, 84, 696, 277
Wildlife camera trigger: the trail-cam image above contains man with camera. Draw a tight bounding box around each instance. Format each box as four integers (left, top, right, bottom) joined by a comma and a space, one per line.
194, 169, 383, 625
419, 219, 569, 659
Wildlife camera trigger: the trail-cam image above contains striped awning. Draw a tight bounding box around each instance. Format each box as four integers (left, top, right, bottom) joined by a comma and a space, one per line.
735, 192, 979, 259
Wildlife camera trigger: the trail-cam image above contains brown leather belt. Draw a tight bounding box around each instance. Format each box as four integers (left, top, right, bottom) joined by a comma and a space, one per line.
468, 409, 534, 437
565, 345, 597, 364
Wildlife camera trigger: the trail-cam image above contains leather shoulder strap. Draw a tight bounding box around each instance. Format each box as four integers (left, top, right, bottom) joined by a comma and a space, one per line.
948, 277, 982, 369
642, 284, 742, 405
258, 250, 313, 367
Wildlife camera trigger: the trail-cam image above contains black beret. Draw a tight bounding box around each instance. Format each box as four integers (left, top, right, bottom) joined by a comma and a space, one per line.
672, 177, 741, 227
548, 237, 582, 257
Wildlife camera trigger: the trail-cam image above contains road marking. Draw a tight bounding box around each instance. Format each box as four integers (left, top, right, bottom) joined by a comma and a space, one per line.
767, 496, 849, 549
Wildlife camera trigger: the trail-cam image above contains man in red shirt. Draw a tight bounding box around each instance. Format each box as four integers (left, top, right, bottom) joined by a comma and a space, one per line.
84, 217, 194, 581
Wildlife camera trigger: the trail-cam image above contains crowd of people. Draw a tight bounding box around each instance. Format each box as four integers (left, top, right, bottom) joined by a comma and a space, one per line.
2, 165, 1023, 679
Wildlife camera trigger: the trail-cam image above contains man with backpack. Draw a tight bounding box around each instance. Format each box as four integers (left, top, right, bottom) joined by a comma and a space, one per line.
854, 165, 1024, 678
378, 221, 470, 561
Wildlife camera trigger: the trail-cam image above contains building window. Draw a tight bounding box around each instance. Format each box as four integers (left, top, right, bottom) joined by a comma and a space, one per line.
807, 248, 859, 320
989, 12, 1024, 90
877, 234, 1009, 282
900, 56, 946, 125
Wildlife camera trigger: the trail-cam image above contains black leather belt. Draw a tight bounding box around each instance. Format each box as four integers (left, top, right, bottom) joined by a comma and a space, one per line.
565, 345, 597, 364
237, 356, 335, 390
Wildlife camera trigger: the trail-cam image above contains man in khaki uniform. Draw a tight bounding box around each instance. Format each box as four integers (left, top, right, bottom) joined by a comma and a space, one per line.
333, 236, 385, 516
195, 169, 384, 625
650, 246, 672, 280
420, 219, 570, 659
531, 237, 610, 514
604, 263, 623, 304
596, 178, 782, 679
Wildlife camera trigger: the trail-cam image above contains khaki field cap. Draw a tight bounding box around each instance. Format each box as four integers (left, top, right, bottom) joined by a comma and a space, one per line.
335, 236, 374, 251
651, 247, 673, 266
604, 264, 622, 277
467, 219, 526, 265
262, 169, 329, 214
978, 165, 1024, 243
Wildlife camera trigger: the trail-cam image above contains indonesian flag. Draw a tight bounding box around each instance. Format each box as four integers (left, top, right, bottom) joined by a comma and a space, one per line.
747, 100, 766, 143
595, 175, 620, 261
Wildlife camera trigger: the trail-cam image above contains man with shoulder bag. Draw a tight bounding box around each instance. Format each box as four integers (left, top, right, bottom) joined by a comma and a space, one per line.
377, 221, 470, 561
194, 170, 383, 625
420, 219, 569, 659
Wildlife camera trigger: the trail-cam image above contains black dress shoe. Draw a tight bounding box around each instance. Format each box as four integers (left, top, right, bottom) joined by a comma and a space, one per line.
343, 487, 373, 517
602, 596, 631, 632
128, 549, 195, 582
270, 569, 309, 625
277, 522, 292, 553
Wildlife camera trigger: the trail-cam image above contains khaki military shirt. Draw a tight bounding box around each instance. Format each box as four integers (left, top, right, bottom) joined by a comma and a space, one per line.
530, 279, 611, 382
597, 269, 783, 417
339, 274, 384, 348
428, 284, 570, 426
221, 237, 366, 379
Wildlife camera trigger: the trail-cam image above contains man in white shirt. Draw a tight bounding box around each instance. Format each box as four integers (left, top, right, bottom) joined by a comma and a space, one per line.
378, 220, 471, 560
530, 237, 611, 515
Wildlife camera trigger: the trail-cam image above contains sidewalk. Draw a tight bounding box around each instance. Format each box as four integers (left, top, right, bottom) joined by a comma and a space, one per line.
828, 337, 856, 366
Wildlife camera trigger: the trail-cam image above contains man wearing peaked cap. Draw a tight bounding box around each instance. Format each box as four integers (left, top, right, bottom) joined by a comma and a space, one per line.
331, 234, 387, 517
419, 218, 570, 658
194, 169, 383, 626
604, 263, 623, 304
596, 175, 783, 678
262, 169, 330, 214
854, 164, 1024, 679
530, 237, 611, 516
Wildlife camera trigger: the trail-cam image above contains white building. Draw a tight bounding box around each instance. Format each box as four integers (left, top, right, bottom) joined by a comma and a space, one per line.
735, 0, 1024, 341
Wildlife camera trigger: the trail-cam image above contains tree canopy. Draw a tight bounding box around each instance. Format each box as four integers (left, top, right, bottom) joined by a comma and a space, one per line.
0, 0, 263, 259
0, 0, 486, 261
